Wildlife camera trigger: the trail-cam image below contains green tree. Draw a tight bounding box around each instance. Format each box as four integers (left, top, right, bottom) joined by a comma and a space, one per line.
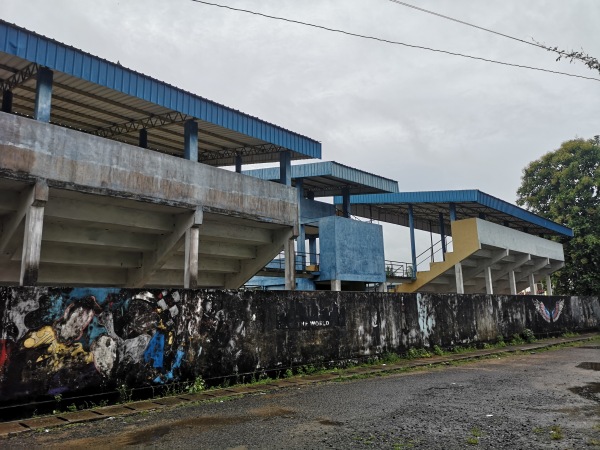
516, 137, 600, 295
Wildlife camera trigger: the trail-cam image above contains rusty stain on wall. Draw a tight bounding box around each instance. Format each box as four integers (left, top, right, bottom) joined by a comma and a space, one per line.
0, 287, 597, 405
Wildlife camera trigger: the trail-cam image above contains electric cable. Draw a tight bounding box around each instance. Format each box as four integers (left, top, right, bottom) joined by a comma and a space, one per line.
189, 0, 600, 82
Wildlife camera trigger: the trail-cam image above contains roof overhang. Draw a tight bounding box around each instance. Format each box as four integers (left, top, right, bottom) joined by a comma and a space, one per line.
335, 190, 573, 237
0, 20, 321, 166
243, 161, 399, 197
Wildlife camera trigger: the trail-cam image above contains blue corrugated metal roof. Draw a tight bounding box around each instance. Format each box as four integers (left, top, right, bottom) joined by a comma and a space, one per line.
338, 189, 573, 237
0, 20, 321, 159
243, 161, 399, 195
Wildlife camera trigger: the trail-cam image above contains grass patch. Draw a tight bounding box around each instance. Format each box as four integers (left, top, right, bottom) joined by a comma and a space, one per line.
466, 436, 479, 445
471, 427, 482, 438
550, 425, 563, 440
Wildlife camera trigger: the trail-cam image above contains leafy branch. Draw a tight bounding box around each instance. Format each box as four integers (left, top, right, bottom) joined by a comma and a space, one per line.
533, 39, 600, 75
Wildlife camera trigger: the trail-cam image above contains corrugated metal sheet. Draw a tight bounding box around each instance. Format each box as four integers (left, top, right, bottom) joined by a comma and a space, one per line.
242, 162, 399, 196
0, 20, 322, 159
341, 190, 573, 237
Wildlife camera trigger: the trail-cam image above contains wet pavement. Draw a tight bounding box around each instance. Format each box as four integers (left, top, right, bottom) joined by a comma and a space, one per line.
1, 338, 600, 449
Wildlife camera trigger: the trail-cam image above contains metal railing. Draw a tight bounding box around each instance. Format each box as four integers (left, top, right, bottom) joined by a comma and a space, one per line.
264, 252, 320, 273
384, 260, 414, 279
416, 237, 453, 270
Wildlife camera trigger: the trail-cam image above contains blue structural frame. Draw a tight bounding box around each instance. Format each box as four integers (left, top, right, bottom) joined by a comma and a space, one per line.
342, 190, 573, 237
0, 20, 321, 159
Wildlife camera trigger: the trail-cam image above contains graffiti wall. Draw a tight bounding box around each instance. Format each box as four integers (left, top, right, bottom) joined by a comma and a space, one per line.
0, 287, 597, 405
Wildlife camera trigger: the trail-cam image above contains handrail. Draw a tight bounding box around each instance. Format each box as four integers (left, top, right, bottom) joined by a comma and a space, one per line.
416, 237, 452, 269
384, 260, 414, 279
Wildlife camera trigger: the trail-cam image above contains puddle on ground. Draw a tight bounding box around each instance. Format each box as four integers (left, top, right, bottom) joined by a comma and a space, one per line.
569, 382, 600, 404
577, 362, 600, 371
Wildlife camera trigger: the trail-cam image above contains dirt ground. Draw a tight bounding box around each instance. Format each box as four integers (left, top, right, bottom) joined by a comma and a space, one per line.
2, 343, 600, 449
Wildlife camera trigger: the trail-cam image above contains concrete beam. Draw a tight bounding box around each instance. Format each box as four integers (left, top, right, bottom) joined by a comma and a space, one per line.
162, 255, 240, 273
26, 242, 141, 268
224, 227, 293, 289
0, 181, 48, 259
199, 222, 272, 245
128, 209, 203, 287
463, 249, 510, 280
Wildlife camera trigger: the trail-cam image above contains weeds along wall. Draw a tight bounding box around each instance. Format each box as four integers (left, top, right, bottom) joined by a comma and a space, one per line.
0, 287, 598, 404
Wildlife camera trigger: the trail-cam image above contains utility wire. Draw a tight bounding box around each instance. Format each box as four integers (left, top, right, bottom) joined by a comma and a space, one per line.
190, 0, 599, 82
387, 0, 547, 51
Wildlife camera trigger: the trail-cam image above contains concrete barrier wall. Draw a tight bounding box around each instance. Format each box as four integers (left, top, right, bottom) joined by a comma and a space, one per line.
0, 287, 597, 404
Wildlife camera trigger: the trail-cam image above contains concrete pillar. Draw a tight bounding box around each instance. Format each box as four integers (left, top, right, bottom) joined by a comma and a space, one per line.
184, 226, 200, 289
331, 279, 341, 291
184, 120, 198, 162
235, 154, 242, 173
408, 205, 417, 279
545, 275, 553, 296
279, 151, 292, 186
139, 128, 148, 148
284, 237, 295, 290
454, 262, 464, 294
34, 67, 53, 122
484, 266, 493, 295
509, 271, 517, 295
529, 273, 536, 294
20, 182, 49, 286
308, 236, 317, 265
342, 187, 350, 218
2, 90, 13, 113
378, 283, 387, 293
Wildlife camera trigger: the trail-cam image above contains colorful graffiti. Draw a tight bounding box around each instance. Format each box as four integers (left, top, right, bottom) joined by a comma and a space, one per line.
532, 299, 565, 323
0, 288, 596, 406
0, 288, 252, 403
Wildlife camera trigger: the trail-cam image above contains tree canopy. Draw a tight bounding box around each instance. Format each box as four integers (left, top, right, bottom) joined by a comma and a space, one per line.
516, 137, 600, 295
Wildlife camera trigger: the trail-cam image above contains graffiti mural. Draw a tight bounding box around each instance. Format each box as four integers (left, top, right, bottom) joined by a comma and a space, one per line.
0, 288, 255, 403
532, 299, 565, 323
0, 288, 597, 405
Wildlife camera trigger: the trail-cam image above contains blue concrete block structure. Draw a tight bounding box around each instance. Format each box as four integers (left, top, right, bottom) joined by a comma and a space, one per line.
317, 216, 385, 284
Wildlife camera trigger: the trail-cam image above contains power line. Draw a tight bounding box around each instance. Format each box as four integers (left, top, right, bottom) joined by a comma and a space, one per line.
189, 0, 600, 82
387, 0, 546, 51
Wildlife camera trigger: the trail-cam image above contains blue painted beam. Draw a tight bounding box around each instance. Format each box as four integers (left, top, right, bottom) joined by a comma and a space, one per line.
139, 128, 148, 149
235, 154, 242, 173
439, 212, 447, 257
408, 205, 417, 279
449, 203, 457, 222
279, 151, 291, 186
184, 120, 198, 162
342, 187, 350, 218
34, 67, 53, 122
1, 90, 12, 113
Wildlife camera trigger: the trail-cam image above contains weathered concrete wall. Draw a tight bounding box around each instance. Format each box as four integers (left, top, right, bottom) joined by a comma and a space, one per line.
0, 287, 597, 404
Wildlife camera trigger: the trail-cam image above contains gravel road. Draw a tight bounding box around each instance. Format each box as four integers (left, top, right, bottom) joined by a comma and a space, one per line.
3, 344, 599, 449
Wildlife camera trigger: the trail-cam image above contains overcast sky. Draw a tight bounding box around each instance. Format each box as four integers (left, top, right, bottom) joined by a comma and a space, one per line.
2, 0, 599, 263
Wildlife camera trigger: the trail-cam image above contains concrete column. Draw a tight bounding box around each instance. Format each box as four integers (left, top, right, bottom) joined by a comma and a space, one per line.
454, 262, 464, 294
284, 237, 296, 290
184, 226, 200, 289
484, 266, 493, 295
342, 187, 350, 218
184, 120, 198, 162
2, 90, 13, 113
139, 128, 148, 149
331, 279, 341, 291
509, 271, 517, 295
529, 273, 536, 294
545, 275, 553, 296
34, 67, 53, 122
308, 236, 317, 265
235, 154, 242, 173
279, 151, 292, 186
378, 283, 387, 293
20, 182, 49, 286
408, 204, 417, 278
